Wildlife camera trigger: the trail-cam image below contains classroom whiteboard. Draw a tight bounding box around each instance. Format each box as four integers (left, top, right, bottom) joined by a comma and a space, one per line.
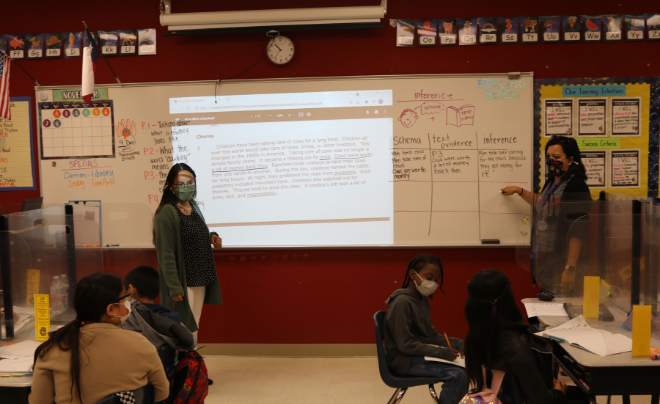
36, 73, 533, 247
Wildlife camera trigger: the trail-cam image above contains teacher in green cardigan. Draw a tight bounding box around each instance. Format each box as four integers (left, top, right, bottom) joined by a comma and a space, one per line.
153, 163, 223, 334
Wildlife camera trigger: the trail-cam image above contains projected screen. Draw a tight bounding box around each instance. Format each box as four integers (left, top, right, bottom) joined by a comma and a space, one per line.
170, 90, 394, 247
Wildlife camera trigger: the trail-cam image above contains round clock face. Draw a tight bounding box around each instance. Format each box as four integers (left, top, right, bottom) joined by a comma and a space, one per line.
267, 36, 295, 65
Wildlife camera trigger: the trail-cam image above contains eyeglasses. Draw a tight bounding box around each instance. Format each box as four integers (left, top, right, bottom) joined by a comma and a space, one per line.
114, 293, 131, 303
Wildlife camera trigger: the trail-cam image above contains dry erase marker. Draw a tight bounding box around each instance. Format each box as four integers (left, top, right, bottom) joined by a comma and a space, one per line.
105, 244, 121, 247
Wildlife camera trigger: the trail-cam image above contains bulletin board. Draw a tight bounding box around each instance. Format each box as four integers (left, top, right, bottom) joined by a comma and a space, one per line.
534, 77, 660, 198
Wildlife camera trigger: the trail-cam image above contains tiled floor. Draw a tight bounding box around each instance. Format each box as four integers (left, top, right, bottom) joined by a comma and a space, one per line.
204, 356, 653, 404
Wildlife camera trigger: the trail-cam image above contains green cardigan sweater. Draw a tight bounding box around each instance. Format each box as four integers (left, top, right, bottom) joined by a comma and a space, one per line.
154, 201, 223, 332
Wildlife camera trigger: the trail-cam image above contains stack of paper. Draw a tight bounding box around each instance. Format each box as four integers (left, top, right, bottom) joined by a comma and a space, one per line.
424, 356, 466, 368
0, 340, 42, 359
536, 315, 632, 357
523, 302, 568, 318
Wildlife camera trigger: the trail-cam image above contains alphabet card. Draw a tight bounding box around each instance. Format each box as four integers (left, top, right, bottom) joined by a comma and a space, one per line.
439, 19, 457, 46
138, 28, 157, 55
625, 14, 646, 41
563, 16, 581, 42
541, 16, 561, 42
648, 14, 660, 41
119, 30, 138, 55
498, 17, 519, 44
604, 15, 623, 41
457, 18, 478, 45
26, 34, 44, 59
64, 32, 82, 58
582, 15, 602, 41
99, 31, 119, 56
396, 20, 415, 47
478, 17, 498, 44
416, 20, 437, 47
521, 17, 539, 43
6, 34, 25, 59
44, 33, 62, 58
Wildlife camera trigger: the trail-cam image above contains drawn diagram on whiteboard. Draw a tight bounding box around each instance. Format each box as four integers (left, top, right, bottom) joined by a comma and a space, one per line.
398, 108, 419, 128
446, 104, 476, 127
115, 119, 140, 160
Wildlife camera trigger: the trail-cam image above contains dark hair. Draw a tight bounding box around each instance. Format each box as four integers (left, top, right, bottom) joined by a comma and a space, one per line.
152, 163, 197, 245
401, 254, 445, 296
33, 273, 124, 403
464, 269, 523, 393
545, 135, 587, 180
124, 265, 160, 300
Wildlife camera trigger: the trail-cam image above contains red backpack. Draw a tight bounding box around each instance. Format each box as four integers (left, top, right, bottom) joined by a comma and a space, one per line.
168, 350, 209, 404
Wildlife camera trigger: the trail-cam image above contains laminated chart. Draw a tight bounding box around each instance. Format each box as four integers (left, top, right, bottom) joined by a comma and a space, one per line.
39, 101, 115, 159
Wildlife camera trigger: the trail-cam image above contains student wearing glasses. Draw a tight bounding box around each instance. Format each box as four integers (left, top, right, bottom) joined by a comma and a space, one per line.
30, 273, 169, 404
153, 163, 223, 337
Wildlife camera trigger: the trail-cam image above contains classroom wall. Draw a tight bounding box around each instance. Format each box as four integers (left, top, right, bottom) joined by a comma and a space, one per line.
3, 0, 658, 344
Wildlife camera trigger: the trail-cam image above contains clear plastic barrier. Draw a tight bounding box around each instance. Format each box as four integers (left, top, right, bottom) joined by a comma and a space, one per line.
516, 194, 660, 337
1, 205, 103, 340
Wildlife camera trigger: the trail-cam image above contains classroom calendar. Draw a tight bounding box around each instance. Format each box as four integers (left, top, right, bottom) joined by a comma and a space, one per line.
39, 101, 115, 159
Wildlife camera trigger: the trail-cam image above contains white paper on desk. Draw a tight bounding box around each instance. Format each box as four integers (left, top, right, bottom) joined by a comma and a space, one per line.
547, 328, 631, 356
535, 314, 589, 336
424, 356, 466, 368
523, 302, 567, 318
0, 340, 42, 359
0, 357, 34, 372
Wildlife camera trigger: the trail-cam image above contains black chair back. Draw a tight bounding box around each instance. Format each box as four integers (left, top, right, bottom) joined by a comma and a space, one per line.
158, 343, 177, 375
374, 311, 392, 382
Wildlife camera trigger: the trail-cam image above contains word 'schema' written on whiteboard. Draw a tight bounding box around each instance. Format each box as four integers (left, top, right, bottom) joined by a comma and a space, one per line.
38, 74, 533, 247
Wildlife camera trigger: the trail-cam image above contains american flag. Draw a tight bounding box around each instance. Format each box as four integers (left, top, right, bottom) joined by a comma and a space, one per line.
0, 53, 11, 120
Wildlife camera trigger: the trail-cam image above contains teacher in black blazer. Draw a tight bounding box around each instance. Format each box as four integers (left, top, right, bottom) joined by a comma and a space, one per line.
502, 135, 592, 298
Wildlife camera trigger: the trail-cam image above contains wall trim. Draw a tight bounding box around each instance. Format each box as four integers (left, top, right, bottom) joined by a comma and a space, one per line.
197, 344, 377, 357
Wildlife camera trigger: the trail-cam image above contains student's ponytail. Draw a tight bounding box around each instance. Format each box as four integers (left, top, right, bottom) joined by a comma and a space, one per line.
33, 273, 124, 403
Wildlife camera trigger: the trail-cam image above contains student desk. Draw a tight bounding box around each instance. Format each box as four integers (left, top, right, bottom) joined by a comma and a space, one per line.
522, 298, 660, 404
0, 374, 31, 404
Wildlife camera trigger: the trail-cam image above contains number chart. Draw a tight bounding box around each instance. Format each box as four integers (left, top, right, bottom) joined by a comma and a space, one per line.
39, 101, 115, 159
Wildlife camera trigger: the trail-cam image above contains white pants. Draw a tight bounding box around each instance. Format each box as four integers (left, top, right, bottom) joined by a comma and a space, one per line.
187, 286, 206, 331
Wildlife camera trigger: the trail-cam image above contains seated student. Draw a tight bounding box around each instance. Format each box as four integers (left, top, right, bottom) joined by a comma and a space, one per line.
384, 254, 468, 404
125, 265, 181, 323
464, 269, 589, 404
29, 273, 169, 404
122, 265, 196, 352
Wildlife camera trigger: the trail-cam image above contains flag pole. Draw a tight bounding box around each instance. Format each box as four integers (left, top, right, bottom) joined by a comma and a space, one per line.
0, 50, 42, 89
83, 21, 123, 87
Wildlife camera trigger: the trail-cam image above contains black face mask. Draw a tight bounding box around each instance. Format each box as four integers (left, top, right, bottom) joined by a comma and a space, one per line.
546, 158, 568, 176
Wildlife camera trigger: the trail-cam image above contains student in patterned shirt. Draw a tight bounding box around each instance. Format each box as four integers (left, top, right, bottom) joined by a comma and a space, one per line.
153, 163, 223, 335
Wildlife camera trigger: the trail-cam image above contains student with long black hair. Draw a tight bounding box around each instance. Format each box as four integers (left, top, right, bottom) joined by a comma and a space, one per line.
502, 135, 592, 297
464, 269, 588, 404
153, 163, 223, 335
29, 273, 169, 404
384, 254, 467, 404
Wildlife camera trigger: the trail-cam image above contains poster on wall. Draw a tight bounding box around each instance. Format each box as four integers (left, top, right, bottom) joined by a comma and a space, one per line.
648, 14, 660, 41
605, 15, 623, 41
581, 151, 607, 188
541, 16, 561, 42
478, 17, 498, 44
45, 34, 62, 58
439, 19, 457, 45
611, 97, 641, 136
138, 29, 157, 55
499, 17, 518, 43
577, 98, 606, 136
6, 35, 25, 59
521, 17, 539, 43
457, 18, 478, 45
416, 20, 437, 47
26, 34, 44, 59
544, 99, 573, 136
611, 149, 640, 188
582, 15, 603, 41
563, 15, 581, 42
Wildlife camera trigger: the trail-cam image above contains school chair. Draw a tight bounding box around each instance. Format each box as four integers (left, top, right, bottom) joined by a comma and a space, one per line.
157, 343, 178, 377
374, 311, 442, 404
97, 383, 155, 404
